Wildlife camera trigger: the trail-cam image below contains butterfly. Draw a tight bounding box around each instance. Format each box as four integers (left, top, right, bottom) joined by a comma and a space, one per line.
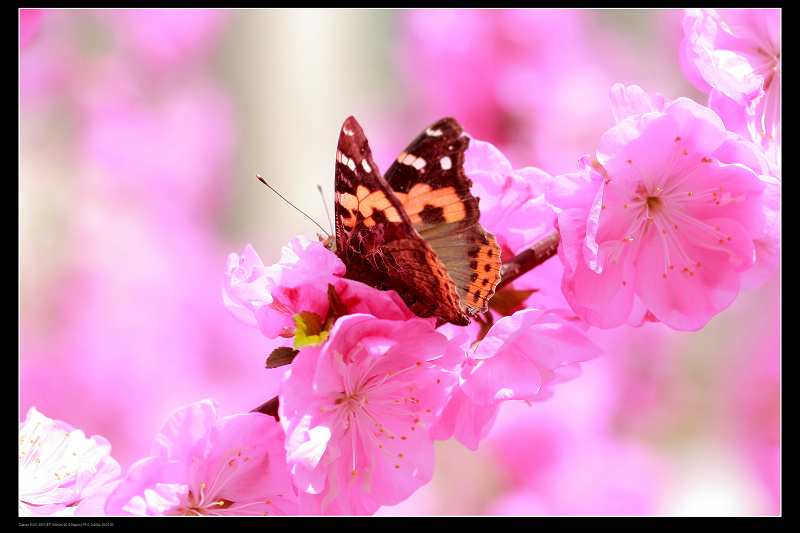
326, 116, 502, 327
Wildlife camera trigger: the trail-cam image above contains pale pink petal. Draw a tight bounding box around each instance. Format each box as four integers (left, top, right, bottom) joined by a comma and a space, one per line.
19, 408, 121, 517
462, 309, 601, 405
609, 83, 671, 123
105, 400, 298, 516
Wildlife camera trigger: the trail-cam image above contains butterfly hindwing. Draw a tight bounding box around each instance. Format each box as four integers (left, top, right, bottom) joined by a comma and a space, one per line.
332, 116, 501, 326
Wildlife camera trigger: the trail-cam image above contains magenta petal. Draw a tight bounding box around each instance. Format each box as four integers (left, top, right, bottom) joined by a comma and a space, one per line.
598, 114, 679, 184
266, 235, 346, 287
428, 385, 497, 451
189, 412, 295, 508
464, 138, 514, 174
609, 83, 671, 123
151, 398, 218, 460
278, 314, 456, 514
563, 254, 634, 329
463, 309, 600, 405
562, 265, 637, 329
634, 217, 754, 331
104, 456, 185, 516
108, 400, 298, 516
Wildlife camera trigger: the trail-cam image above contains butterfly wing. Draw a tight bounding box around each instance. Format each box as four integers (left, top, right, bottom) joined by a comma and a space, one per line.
334, 116, 470, 326
383, 118, 502, 317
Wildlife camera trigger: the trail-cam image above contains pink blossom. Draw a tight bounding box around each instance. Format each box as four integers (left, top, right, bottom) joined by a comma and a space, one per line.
224, 237, 416, 344
104, 399, 298, 516
223, 244, 271, 328
223, 236, 346, 329
264, 235, 347, 287
427, 309, 601, 451
257, 277, 334, 340
279, 314, 458, 515
680, 9, 781, 175
426, 378, 498, 452
19, 407, 121, 517
547, 85, 780, 331
462, 309, 601, 405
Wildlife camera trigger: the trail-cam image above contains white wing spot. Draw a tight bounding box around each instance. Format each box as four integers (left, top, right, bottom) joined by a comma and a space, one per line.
398, 151, 427, 171
426, 127, 444, 137
338, 151, 357, 172
440, 156, 452, 170
361, 159, 372, 173
343, 127, 355, 136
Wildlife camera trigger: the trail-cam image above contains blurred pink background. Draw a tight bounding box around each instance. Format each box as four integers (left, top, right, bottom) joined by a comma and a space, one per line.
19, 9, 780, 515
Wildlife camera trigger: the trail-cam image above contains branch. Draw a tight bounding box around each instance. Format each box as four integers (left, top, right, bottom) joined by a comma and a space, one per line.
496, 229, 560, 291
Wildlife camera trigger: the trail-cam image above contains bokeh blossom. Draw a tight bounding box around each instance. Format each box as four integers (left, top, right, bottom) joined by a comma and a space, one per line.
104, 399, 299, 516
396, 9, 694, 175
18, 9, 279, 476
19, 8, 43, 48
680, 9, 781, 175
19, 408, 121, 517
483, 375, 666, 516
547, 84, 780, 331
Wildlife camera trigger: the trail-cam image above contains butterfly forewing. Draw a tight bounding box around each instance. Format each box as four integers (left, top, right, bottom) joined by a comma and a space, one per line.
383, 118, 502, 316
334, 116, 470, 326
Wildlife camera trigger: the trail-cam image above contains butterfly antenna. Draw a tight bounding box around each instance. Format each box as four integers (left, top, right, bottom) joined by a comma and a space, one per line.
256, 174, 330, 236
317, 183, 334, 236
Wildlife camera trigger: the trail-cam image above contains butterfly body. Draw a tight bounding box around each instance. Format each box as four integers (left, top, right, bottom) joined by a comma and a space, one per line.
331, 116, 501, 326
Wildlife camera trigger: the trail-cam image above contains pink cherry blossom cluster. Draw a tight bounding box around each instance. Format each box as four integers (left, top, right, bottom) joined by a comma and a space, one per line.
20, 8, 780, 517
547, 84, 780, 331
680, 9, 781, 177
219, 192, 601, 513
